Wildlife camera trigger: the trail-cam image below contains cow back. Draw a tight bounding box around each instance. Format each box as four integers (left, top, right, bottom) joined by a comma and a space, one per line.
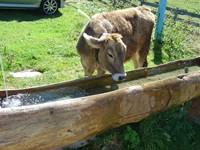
77, 6, 155, 62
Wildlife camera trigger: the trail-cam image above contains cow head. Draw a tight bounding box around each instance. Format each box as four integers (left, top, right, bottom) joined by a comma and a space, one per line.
83, 32, 127, 81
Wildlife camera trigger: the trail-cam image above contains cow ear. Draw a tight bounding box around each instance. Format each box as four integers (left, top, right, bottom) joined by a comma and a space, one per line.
83, 33, 101, 49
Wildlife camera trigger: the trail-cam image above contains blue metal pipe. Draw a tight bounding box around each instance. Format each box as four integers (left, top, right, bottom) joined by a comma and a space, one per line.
154, 0, 167, 39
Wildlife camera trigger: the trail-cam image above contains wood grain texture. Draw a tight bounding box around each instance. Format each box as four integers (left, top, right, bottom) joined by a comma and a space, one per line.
0, 71, 200, 150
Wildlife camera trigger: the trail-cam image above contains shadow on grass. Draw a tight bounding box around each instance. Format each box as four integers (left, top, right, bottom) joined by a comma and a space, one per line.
0, 9, 62, 21
153, 38, 163, 65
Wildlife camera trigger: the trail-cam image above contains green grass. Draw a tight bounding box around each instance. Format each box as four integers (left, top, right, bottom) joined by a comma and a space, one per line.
0, 0, 199, 89
148, 0, 200, 14
131, 0, 200, 23
0, 0, 123, 89
0, 4, 87, 88
73, 102, 200, 150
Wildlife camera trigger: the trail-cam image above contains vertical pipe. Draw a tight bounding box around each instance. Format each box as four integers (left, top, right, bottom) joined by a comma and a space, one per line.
154, 0, 167, 39
140, 0, 144, 6
153, 0, 167, 64
0, 51, 8, 100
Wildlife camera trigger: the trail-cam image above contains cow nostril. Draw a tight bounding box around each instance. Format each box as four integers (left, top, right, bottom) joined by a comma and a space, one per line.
112, 73, 127, 81
118, 76, 126, 81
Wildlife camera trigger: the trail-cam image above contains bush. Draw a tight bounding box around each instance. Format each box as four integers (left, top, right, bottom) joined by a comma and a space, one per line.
153, 18, 195, 64
79, 102, 199, 150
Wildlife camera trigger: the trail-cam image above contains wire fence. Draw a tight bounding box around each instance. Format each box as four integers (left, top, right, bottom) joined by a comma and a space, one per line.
99, 0, 200, 27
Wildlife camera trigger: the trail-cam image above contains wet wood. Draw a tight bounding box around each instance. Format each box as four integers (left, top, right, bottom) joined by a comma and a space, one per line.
0, 71, 200, 150
187, 97, 200, 124
0, 57, 199, 98
0, 57, 200, 150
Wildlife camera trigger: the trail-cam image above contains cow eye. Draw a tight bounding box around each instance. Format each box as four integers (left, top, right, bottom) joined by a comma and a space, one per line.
108, 53, 114, 59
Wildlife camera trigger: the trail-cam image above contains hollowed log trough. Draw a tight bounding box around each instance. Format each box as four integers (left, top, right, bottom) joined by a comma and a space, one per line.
0, 57, 200, 150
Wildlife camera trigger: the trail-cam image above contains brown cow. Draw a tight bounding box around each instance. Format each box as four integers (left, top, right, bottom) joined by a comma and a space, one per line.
76, 6, 155, 81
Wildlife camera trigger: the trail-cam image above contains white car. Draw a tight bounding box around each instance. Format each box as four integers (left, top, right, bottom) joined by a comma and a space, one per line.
0, 0, 66, 15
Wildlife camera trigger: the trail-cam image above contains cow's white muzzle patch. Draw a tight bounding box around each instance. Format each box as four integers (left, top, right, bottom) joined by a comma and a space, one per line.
112, 73, 127, 81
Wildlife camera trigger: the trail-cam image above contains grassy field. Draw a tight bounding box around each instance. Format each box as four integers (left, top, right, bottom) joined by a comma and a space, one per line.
0, 0, 199, 89
144, 0, 200, 13
131, 0, 200, 23
0, 1, 135, 89
0, 3, 86, 88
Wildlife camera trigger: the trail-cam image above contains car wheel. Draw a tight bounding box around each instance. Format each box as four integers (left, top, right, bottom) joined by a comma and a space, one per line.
40, 0, 59, 15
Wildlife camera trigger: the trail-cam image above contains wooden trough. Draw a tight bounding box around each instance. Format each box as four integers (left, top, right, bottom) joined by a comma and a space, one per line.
0, 57, 200, 150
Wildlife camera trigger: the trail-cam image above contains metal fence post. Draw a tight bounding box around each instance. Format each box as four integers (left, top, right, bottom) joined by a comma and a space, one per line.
154, 0, 167, 40
140, 0, 144, 6
153, 0, 167, 64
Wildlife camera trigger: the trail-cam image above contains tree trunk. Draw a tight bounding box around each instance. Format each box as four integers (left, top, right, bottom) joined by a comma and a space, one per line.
0, 71, 200, 150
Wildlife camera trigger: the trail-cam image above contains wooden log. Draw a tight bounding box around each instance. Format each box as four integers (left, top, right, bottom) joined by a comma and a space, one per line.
187, 97, 200, 124
0, 56, 198, 98
189, 98, 200, 118
0, 71, 200, 150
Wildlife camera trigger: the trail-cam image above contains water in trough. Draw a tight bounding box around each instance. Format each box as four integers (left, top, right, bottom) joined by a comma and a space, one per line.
1, 65, 199, 108
1, 87, 88, 108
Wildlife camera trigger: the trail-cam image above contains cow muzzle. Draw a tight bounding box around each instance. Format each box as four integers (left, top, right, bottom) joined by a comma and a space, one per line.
112, 73, 127, 81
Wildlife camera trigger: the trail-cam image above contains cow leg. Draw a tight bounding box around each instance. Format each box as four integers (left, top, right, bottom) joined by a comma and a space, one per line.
81, 55, 97, 76
132, 51, 141, 68
132, 51, 148, 69
136, 53, 148, 68
97, 66, 106, 75
83, 64, 96, 76
136, 35, 152, 68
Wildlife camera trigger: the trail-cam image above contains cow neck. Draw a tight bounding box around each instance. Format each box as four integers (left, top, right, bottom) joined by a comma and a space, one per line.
94, 48, 99, 62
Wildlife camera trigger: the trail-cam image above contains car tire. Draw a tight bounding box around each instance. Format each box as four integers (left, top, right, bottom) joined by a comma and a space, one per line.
40, 0, 59, 15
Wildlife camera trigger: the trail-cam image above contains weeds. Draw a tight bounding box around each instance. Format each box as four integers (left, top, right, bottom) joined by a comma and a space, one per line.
79, 102, 199, 150
153, 18, 196, 64
123, 125, 140, 149
138, 102, 197, 150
